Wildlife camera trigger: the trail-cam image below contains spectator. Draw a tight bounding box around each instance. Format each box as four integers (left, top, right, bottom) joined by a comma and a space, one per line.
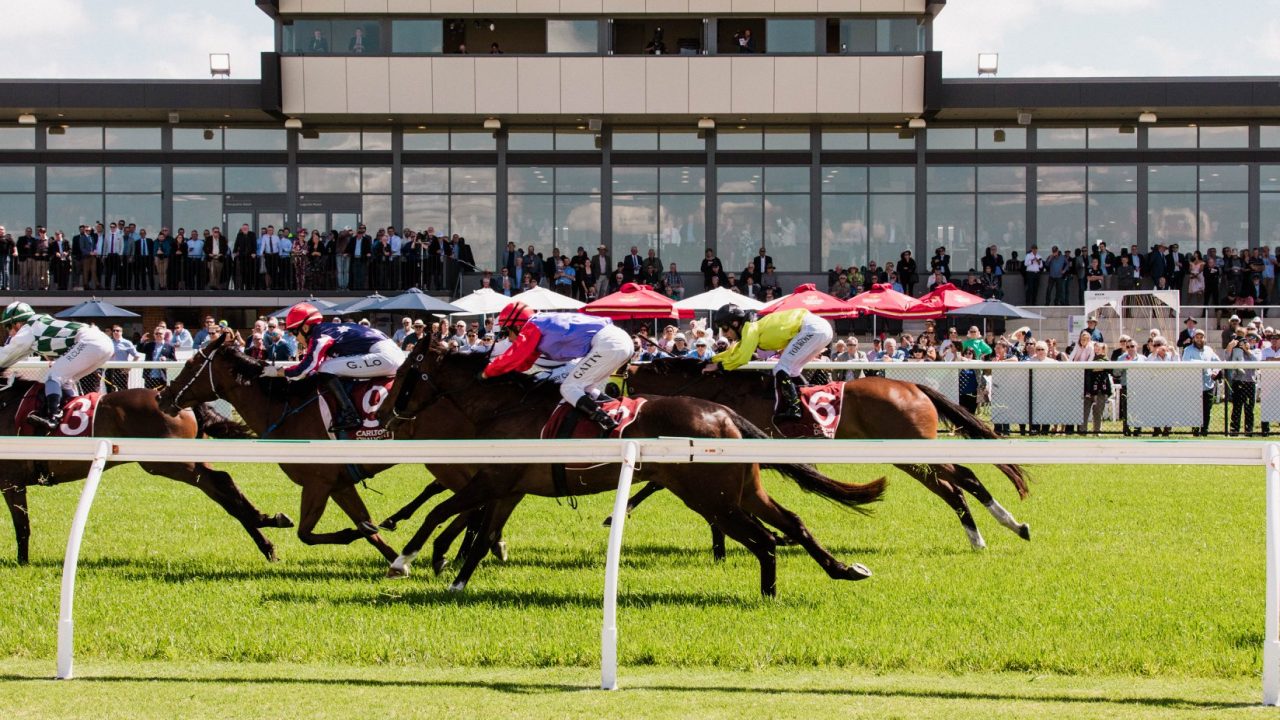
138, 325, 176, 386
1181, 329, 1219, 437
689, 337, 714, 361
193, 316, 219, 348
1226, 327, 1260, 436
1082, 343, 1112, 436
170, 321, 194, 350
962, 326, 992, 358
105, 324, 142, 392
392, 317, 413, 345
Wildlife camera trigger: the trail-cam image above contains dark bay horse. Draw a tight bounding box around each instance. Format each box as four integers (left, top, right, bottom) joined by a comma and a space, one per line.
624, 358, 1031, 550
0, 379, 292, 565
378, 343, 886, 598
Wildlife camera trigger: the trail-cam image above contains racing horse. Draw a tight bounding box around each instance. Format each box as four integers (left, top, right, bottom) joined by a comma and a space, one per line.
0, 377, 292, 565
621, 357, 1031, 550
378, 343, 886, 598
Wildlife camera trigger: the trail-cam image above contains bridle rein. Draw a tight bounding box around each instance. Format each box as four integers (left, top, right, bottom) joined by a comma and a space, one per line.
166, 342, 223, 412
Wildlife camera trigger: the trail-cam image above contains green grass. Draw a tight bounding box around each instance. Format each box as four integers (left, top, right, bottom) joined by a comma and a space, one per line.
0, 458, 1268, 716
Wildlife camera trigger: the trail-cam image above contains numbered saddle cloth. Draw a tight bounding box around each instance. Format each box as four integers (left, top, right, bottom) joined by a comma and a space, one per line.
15, 388, 101, 437
540, 396, 646, 442
316, 379, 393, 440
774, 381, 846, 439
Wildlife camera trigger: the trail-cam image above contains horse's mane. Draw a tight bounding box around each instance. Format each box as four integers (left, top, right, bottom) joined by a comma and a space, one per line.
220, 346, 323, 399
643, 356, 707, 376
434, 346, 560, 398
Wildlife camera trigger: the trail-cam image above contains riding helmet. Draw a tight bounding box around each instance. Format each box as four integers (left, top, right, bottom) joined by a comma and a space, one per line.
1, 301, 35, 326
497, 301, 534, 334
712, 303, 753, 332
284, 302, 324, 332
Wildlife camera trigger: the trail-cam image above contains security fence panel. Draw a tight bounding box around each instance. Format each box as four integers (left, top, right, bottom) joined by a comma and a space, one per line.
1031, 366, 1086, 426
1125, 365, 1206, 428
885, 366, 960, 404
1260, 371, 1280, 424
989, 367, 1030, 425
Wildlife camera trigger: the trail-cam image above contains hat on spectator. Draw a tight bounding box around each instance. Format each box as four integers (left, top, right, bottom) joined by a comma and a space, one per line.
674, 334, 687, 341
1086, 316, 1098, 324
1013, 326, 1030, 337
695, 338, 708, 346
1230, 314, 1241, 322
413, 319, 425, 327
1184, 317, 1197, 324
1193, 328, 1206, 337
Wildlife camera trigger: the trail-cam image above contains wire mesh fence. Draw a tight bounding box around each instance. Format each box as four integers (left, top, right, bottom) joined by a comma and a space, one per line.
5, 362, 233, 419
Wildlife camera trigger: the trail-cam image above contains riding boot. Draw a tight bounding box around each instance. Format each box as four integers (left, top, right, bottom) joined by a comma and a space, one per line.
575, 394, 618, 432
773, 373, 803, 422
28, 391, 63, 432
322, 375, 361, 433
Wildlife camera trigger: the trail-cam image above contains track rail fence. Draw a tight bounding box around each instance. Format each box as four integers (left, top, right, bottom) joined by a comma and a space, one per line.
1, 436, 1278, 703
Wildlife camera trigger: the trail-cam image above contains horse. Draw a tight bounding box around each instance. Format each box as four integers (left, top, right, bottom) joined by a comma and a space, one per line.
0, 378, 292, 565
622, 358, 1031, 550
378, 343, 886, 598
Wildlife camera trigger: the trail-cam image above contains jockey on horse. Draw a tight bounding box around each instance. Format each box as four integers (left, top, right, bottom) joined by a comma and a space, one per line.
483, 301, 632, 431
263, 302, 406, 433
0, 301, 114, 431
704, 304, 833, 423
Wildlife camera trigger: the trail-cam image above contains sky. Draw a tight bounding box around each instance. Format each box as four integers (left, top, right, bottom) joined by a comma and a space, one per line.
2, 0, 1279, 80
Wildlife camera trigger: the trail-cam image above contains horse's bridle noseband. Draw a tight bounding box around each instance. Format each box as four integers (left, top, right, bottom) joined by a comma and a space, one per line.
387, 352, 436, 425
166, 343, 222, 412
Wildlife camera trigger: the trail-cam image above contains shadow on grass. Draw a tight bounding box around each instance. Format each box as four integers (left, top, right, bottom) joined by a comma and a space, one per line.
259, 585, 786, 609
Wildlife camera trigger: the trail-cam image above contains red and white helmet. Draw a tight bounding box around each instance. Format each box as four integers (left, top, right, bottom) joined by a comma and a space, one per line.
497, 301, 534, 334
284, 302, 324, 332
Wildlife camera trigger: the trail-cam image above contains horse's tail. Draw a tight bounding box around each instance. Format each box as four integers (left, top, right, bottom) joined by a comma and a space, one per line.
913, 383, 1029, 499
724, 408, 886, 514
193, 402, 257, 440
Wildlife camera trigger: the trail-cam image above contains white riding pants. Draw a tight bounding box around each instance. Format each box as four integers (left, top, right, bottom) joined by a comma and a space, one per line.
318, 339, 406, 378
560, 324, 631, 405
46, 328, 114, 395
774, 313, 833, 377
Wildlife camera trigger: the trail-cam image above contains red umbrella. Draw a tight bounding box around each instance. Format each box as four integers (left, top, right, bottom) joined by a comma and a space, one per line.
914, 283, 985, 317
758, 283, 857, 319
582, 282, 693, 320
845, 283, 933, 319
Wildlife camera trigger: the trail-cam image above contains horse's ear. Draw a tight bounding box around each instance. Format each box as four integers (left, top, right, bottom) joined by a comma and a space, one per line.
212, 330, 229, 347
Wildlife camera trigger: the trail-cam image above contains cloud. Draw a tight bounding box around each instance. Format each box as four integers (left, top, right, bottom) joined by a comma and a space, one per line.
7, 0, 90, 35
1013, 62, 1105, 78
1059, 0, 1157, 12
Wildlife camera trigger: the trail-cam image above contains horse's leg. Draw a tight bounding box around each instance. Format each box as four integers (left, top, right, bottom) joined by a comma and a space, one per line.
327, 483, 399, 562
380, 479, 448, 531
601, 481, 665, 527
446, 503, 506, 593
896, 463, 985, 550
140, 461, 281, 562
741, 479, 871, 582
388, 473, 507, 577
710, 507, 779, 598
945, 464, 1031, 541
193, 465, 294, 529
433, 510, 477, 574
293, 477, 365, 548
2, 481, 30, 566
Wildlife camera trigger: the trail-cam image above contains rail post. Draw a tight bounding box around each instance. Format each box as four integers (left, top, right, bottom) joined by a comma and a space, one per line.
1265, 444, 1280, 704
601, 440, 640, 690
56, 439, 113, 680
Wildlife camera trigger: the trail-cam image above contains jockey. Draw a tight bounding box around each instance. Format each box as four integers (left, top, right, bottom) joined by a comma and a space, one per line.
0, 301, 114, 430
705, 304, 833, 422
484, 301, 631, 431
263, 301, 406, 432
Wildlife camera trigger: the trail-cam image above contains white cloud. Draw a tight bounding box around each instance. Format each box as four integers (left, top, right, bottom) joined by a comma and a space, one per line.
1013, 61, 1104, 78
1059, 0, 1157, 12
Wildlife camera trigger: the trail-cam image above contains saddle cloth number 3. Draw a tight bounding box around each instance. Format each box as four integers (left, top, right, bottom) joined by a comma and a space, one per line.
59, 396, 94, 436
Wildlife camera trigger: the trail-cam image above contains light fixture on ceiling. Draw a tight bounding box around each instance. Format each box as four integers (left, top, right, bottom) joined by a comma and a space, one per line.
284, 118, 303, 130
483, 117, 502, 131
17, 113, 36, 125
588, 118, 603, 132
209, 53, 231, 78
168, 111, 180, 124
977, 52, 999, 76
1138, 111, 1158, 124
908, 117, 927, 129
697, 117, 716, 131
1016, 111, 1032, 126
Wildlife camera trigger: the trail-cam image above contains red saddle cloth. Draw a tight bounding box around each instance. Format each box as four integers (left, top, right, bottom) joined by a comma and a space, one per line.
774, 381, 846, 439
318, 379, 394, 440
15, 387, 102, 437
541, 396, 647, 441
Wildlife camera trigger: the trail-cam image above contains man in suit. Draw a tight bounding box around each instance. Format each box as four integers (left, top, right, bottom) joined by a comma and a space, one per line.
131, 229, 155, 291
1247, 273, 1267, 304
138, 324, 178, 387
591, 245, 611, 299
751, 246, 773, 281
98, 221, 124, 291
14, 227, 35, 291
700, 248, 724, 290
931, 246, 952, 281
622, 245, 644, 282
233, 224, 257, 291
1147, 244, 1167, 286
257, 225, 281, 291
48, 231, 72, 290
351, 225, 373, 291
206, 227, 227, 290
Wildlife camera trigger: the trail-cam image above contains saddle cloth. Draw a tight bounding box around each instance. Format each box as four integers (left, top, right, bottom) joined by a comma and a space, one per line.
15, 387, 102, 437
316, 378, 394, 440
774, 381, 846, 439
540, 396, 646, 442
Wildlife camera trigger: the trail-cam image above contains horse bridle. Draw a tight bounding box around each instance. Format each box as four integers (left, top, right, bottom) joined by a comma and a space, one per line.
166, 343, 223, 412
388, 352, 437, 425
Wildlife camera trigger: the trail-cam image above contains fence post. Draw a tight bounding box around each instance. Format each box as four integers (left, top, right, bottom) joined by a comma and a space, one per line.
601, 440, 640, 691
1265, 443, 1280, 705
56, 439, 114, 680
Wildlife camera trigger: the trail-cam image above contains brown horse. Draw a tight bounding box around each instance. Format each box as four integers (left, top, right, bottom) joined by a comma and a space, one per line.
0, 379, 292, 565
623, 358, 1031, 550
378, 343, 886, 598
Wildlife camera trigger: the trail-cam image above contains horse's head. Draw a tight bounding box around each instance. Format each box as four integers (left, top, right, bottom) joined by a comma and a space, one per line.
628, 356, 709, 394
157, 332, 250, 415
382, 340, 449, 431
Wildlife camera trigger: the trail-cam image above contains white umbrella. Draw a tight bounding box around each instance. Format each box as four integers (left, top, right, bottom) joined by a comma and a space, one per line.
511, 286, 586, 311
450, 287, 513, 315
675, 286, 766, 313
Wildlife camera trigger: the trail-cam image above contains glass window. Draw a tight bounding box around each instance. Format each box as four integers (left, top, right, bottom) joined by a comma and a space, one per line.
927, 128, 975, 150
104, 127, 160, 150
869, 194, 915, 269
555, 194, 601, 252
717, 127, 763, 151
764, 194, 810, 271
660, 130, 704, 151
927, 194, 977, 273
764, 128, 809, 150
978, 194, 1026, 261
661, 166, 705, 192
717, 195, 763, 271
174, 194, 223, 234
977, 127, 1027, 149
1262, 195, 1280, 247
0, 127, 35, 150
47, 195, 102, 236
870, 167, 915, 192
363, 195, 392, 227
613, 167, 658, 193
1201, 194, 1248, 251
508, 166, 550, 193
403, 129, 449, 151
764, 167, 809, 194
765, 19, 815, 53
225, 166, 286, 193
508, 193, 554, 248
392, 19, 443, 53
363, 167, 392, 194
403, 167, 448, 193
508, 130, 555, 151
0, 194, 35, 230
451, 131, 496, 151
287, 19, 334, 53
822, 166, 868, 194
927, 166, 975, 193
173, 167, 222, 193
556, 167, 602, 193
1148, 126, 1197, 149
450, 195, 496, 251
547, 20, 597, 54
1036, 166, 1086, 193
1148, 194, 1197, 249
612, 195, 657, 263
612, 130, 658, 152
1147, 165, 1196, 192
1087, 126, 1137, 149
556, 129, 597, 151
838, 19, 876, 53
1087, 165, 1137, 192
1263, 126, 1280, 148
363, 131, 392, 151
106, 166, 161, 193
334, 20, 382, 53
106, 194, 161, 232
403, 194, 447, 231
822, 194, 868, 270
822, 129, 868, 151
300, 166, 360, 193
224, 128, 286, 151
718, 166, 762, 192
1089, 193, 1137, 248
47, 126, 102, 150
869, 128, 915, 150
174, 128, 223, 150
1037, 193, 1086, 254
1199, 126, 1248, 149
881, 18, 921, 52
1037, 127, 1086, 150
1199, 165, 1247, 192
300, 131, 362, 151
1263, 165, 1280, 192
977, 166, 1025, 193
659, 194, 705, 273
0, 166, 35, 193
48, 166, 103, 192
451, 168, 497, 193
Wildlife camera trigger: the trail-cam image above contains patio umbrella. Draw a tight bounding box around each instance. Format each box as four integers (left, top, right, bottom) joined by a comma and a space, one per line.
510, 286, 586, 311
675, 286, 766, 313
55, 299, 140, 320
368, 288, 463, 314
267, 296, 338, 320
758, 284, 855, 319
845, 283, 932, 320
328, 294, 387, 317
582, 282, 693, 320
450, 288, 513, 316
948, 298, 1045, 320
913, 283, 985, 317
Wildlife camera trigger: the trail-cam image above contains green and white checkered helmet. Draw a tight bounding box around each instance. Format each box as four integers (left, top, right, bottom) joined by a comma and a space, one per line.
1, 302, 35, 326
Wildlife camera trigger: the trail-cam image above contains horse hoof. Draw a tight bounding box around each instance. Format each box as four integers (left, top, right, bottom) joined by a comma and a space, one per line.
447, 581, 467, 593
358, 521, 379, 537
492, 541, 509, 563
846, 563, 872, 581
602, 516, 613, 527
1018, 524, 1032, 541
274, 513, 295, 529
380, 519, 399, 531
432, 557, 449, 576
386, 565, 410, 579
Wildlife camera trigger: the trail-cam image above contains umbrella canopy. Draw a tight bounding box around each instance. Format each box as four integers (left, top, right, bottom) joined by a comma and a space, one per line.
758, 284, 855, 319
55, 299, 140, 320
845, 283, 933, 320
948, 298, 1045, 320
450, 288, 513, 316
267, 296, 339, 320
675, 286, 766, 313
328, 294, 387, 316
582, 282, 693, 320
913, 283, 985, 318
510, 286, 586, 311
369, 288, 463, 314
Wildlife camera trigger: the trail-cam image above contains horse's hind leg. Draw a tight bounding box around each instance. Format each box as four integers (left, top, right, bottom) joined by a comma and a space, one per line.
328, 483, 399, 562
3, 481, 30, 566
389, 471, 508, 577
895, 463, 985, 550
944, 464, 1031, 541
194, 463, 294, 529
141, 461, 280, 562
709, 508, 779, 598
602, 481, 664, 527
446, 501, 513, 593
381, 479, 448, 531
433, 510, 476, 574
741, 475, 871, 582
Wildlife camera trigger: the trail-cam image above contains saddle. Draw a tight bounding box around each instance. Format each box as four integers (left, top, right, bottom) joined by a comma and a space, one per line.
541, 396, 647, 500
316, 378, 394, 440
772, 382, 847, 439
15, 387, 102, 437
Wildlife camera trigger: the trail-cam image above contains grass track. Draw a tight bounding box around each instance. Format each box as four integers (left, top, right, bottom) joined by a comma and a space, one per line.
0, 456, 1267, 716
